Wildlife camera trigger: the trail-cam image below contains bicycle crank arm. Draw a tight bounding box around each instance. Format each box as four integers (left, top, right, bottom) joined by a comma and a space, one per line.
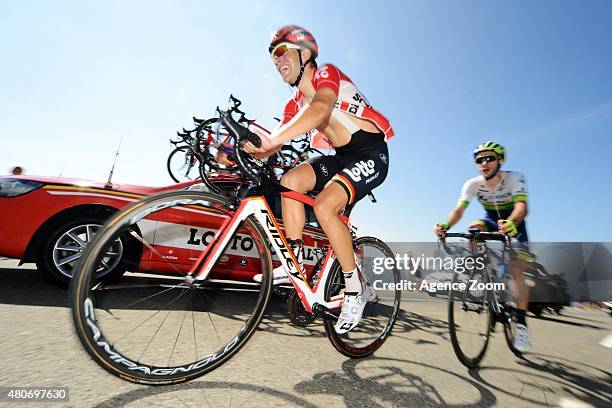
312, 303, 339, 322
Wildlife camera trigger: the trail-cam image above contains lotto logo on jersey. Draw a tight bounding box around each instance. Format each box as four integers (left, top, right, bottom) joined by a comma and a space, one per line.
315, 66, 330, 80
343, 160, 376, 182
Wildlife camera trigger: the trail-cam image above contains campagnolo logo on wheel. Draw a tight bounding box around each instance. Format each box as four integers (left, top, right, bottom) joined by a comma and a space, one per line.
83, 298, 241, 376
320, 164, 329, 176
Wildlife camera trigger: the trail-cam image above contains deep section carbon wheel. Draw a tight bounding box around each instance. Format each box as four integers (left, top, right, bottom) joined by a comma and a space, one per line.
70, 191, 273, 384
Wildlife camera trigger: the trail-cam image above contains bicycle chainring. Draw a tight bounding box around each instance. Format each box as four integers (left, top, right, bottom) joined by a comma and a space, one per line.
287, 289, 317, 328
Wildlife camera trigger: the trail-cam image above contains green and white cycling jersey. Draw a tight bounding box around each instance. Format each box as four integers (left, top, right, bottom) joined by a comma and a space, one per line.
458, 171, 527, 219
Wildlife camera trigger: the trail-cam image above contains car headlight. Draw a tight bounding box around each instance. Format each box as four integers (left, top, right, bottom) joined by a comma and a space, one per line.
0, 179, 46, 197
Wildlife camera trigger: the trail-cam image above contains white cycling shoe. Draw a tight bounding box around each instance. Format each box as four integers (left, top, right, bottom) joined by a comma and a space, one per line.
334, 283, 369, 334
513, 323, 532, 352
253, 265, 292, 285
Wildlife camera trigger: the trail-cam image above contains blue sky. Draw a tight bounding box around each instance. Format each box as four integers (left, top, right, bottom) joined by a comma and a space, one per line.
1, 1, 611, 241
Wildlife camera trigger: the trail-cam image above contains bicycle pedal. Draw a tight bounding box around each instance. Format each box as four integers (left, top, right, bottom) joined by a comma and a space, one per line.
312, 303, 339, 322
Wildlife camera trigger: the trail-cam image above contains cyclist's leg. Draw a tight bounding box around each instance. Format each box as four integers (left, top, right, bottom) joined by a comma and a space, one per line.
280, 156, 339, 240
509, 228, 532, 312
313, 182, 354, 273
509, 256, 532, 351
468, 219, 493, 231
316, 142, 390, 276
316, 144, 389, 333
505, 224, 532, 351
257, 157, 339, 284
280, 163, 316, 240
467, 218, 494, 252
510, 257, 529, 311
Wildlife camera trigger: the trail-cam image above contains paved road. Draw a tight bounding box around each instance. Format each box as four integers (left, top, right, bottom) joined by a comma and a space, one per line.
0, 259, 610, 407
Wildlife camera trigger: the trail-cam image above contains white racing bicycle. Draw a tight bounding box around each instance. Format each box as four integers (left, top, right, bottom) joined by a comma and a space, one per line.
70, 105, 401, 385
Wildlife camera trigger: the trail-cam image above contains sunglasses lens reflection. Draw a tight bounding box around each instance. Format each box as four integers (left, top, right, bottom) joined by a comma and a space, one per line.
272, 44, 289, 59
476, 156, 497, 164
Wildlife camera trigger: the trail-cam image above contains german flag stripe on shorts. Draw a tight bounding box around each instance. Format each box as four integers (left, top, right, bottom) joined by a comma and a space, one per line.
332, 174, 356, 204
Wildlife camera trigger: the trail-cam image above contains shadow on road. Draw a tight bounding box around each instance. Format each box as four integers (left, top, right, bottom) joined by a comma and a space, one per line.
534, 314, 608, 330
0, 266, 69, 307
295, 356, 498, 407
467, 353, 612, 407
94, 381, 318, 407
391, 309, 451, 344
94, 357, 500, 407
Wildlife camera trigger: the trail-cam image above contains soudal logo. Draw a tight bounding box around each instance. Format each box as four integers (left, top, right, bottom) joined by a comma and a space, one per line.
343, 160, 376, 182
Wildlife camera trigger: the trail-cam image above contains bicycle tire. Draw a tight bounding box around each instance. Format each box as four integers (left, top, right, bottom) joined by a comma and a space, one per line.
323, 236, 401, 358
167, 146, 199, 183
448, 268, 493, 368
70, 191, 273, 385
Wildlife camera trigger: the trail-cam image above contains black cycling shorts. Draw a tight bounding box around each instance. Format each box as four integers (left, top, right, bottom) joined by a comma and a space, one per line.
307, 130, 389, 204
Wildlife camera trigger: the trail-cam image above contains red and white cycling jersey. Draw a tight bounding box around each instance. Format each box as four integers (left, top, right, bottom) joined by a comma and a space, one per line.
281, 63, 394, 149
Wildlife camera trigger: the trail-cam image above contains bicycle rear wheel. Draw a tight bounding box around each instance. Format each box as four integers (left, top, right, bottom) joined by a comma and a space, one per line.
448, 267, 493, 368
323, 237, 401, 358
70, 191, 273, 385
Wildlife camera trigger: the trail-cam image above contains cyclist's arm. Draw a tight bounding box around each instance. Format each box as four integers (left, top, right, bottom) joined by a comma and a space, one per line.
446, 205, 466, 228
507, 172, 528, 225
507, 200, 528, 225
447, 178, 477, 227
435, 178, 475, 234
268, 88, 336, 148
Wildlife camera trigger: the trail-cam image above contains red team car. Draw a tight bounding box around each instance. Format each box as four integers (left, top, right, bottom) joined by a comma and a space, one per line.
0, 175, 326, 287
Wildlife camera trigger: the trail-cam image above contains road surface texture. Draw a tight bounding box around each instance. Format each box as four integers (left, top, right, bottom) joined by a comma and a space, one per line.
1, 259, 610, 407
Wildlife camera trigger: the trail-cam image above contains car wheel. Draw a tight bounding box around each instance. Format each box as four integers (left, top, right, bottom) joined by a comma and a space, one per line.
36, 214, 139, 287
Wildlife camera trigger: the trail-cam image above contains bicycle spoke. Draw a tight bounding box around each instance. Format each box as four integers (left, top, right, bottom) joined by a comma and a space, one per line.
116, 286, 191, 345
191, 297, 198, 362
195, 289, 223, 345
168, 307, 189, 366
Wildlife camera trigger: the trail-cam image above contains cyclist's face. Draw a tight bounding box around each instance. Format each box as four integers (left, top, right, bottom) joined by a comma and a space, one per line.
272, 44, 301, 83
475, 152, 499, 177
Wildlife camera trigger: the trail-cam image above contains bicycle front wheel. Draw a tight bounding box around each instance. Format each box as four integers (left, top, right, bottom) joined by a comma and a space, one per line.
448, 267, 493, 368
70, 191, 273, 385
323, 237, 401, 358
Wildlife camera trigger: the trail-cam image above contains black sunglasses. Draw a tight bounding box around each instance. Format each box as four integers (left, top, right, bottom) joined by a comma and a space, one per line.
475, 155, 498, 164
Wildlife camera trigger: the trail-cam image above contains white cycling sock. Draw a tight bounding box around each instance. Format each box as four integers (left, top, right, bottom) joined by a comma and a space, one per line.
343, 268, 361, 295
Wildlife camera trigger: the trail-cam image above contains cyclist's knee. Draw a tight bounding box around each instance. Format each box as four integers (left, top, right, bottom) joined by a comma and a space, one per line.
281, 166, 313, 192
468, 221, 487, 231
280, 172, 302, 191
313, 189, 346, 223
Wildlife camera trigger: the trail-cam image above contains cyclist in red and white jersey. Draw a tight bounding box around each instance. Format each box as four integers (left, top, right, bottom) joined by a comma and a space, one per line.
243, 25, 394, 333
